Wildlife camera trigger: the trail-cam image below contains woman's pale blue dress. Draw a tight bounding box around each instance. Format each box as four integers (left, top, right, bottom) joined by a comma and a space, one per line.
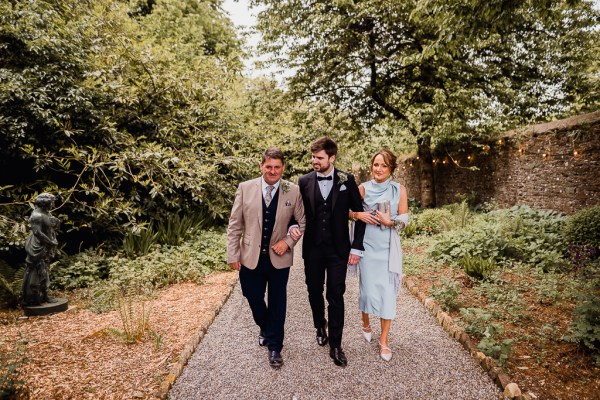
358, 178, 402, 320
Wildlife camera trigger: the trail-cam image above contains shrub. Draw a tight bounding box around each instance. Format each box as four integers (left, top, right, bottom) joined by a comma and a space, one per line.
430, 278, 461, 311
428, 223, 507, 263
52, 227, 228, 294
459, 307, 514, 366
564, 259, 600, 364
429, 206, 568, 272
0, 0, 249, 255
459, 307, 493, 336
564, 205, 600, 249
107, 228, 228, 291
415, 208, 453, 235
51, 249, 111, 290
454, 192, 479, 208
499, 206, 567, 271
477, 324, 513, 366
569, 244, 599, 279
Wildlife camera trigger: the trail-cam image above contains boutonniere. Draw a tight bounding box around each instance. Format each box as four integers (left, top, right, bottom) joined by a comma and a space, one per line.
337, 172, 348, 185
281, 181, 291, 193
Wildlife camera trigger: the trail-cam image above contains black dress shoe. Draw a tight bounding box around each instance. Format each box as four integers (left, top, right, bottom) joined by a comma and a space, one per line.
268, 350, 283, 368
259, 330, 267, 347
329, 347, 348, 367
316, 324, 328, 346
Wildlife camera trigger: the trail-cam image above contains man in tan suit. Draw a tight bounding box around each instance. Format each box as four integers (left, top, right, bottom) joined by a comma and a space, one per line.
227, 148, 305, 368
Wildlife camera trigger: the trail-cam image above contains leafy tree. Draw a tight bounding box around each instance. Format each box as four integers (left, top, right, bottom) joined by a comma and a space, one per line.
252, 0, 600, 207
228, 76, 376, 180
0, 0, 247, 256
137, 0, 243, 61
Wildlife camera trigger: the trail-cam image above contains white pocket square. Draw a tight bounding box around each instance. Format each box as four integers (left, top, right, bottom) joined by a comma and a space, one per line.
340, 184, 347, 191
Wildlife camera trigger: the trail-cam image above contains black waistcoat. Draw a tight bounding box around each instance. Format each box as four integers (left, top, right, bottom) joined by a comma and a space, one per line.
314, 182, 333, 245
260, 188, 280, 258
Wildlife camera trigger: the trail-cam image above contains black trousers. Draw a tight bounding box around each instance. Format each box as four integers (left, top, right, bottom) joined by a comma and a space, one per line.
304, 242, 348, 349
239, 254, 290, 352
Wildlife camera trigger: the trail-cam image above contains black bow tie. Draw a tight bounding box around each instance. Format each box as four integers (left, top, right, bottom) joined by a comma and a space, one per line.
317, 176, 332, 181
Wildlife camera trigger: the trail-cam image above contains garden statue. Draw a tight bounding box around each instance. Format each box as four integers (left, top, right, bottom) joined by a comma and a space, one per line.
22, 193, 68, 315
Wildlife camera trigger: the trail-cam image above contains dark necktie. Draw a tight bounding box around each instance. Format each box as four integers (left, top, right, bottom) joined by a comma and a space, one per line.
317, 176, 332, 181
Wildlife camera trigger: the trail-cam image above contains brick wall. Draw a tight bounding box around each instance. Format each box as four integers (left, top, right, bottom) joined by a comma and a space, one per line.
394, 111, 600, 213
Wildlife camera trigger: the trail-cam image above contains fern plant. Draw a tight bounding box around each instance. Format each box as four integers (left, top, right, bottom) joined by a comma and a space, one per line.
459, 255, 495, 280
105, 288, 153, 344
0, 260, 24, 308
439, 201, 471, 231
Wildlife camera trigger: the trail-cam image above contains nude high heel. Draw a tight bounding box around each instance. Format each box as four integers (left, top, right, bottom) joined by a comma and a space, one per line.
361, 325, 372, 343
379, 341, 392, 362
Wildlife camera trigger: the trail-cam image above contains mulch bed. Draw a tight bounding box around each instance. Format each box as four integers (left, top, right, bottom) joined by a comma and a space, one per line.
0, 271, 238, 400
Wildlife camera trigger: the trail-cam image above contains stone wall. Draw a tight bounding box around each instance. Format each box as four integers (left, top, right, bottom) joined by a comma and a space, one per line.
394, 111, 600, 213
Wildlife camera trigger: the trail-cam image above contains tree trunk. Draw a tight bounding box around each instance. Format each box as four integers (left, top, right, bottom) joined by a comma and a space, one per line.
417, 135, 435, 208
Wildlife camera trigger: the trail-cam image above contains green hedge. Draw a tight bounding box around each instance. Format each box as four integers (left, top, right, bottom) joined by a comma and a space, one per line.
564, 205, 600, 249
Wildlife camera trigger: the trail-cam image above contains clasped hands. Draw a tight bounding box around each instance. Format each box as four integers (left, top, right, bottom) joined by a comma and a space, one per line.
355, 210, 392, 227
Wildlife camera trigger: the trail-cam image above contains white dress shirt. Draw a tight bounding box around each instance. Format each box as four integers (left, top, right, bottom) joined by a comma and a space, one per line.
316, 170, 335, 199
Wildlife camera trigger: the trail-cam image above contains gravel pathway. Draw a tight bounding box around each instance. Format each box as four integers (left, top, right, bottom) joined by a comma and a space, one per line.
168, 249, 502, 400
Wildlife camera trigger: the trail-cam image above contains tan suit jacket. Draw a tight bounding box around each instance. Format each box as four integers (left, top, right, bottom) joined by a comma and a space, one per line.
227, 178, 305, 269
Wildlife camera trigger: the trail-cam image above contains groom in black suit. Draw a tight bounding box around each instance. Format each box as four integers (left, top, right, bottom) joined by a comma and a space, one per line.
292, 136, 366, 367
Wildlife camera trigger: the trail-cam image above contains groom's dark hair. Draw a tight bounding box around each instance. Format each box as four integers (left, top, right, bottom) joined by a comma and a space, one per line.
310, 136, 338, 157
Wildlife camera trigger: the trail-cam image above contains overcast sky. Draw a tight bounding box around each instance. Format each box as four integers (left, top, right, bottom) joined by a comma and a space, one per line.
222, 0, 278, 79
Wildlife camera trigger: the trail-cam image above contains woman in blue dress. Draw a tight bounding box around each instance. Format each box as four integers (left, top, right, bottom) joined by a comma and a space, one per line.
349, 149, 409, 361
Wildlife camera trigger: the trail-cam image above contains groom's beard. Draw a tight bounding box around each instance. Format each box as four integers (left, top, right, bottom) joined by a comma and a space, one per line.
312, 161, 331, 173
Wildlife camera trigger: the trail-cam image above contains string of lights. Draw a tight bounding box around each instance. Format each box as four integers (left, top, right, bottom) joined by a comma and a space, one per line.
401, 140, 587, 168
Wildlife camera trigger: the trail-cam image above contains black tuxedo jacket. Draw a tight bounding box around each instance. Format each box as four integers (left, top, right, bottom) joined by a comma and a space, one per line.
298, 169, 366, 259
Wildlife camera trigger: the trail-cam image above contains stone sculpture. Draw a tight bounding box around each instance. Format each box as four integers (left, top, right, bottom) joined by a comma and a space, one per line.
21, 193, 68, 315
